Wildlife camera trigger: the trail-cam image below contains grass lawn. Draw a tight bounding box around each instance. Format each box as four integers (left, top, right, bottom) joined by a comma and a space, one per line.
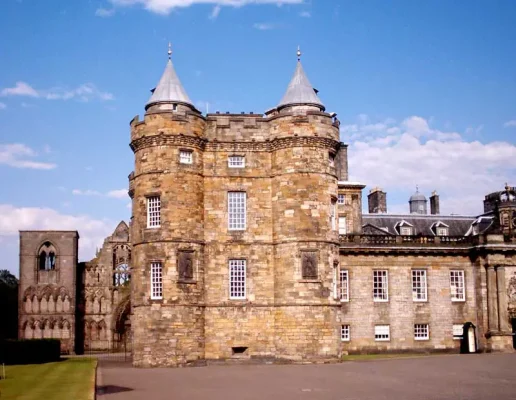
0, 358, 96, 400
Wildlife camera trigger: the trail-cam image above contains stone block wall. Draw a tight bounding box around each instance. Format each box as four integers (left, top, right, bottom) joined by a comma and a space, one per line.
338, 253, 477, 354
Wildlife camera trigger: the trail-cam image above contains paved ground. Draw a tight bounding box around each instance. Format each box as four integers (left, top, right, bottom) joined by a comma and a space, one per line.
97, 354, 516, 400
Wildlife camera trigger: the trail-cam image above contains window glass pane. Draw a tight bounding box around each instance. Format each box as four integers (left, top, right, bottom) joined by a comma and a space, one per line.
151, 262, 163, 299
147, 196, 161, 228
180, 150, 193, 164
340, 270, 349, 301
228, 156, 245, 168
373, 270, 388, 301
341, 325, 350, 341
412, 270, 427, 301
450, 270, 465, 301
228, 192, 246, 230
229, 259, 246, 299
414, 324, 429, 340
375, 325, 390, 341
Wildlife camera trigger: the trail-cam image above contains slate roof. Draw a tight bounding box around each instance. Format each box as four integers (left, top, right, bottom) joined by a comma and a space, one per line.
362, 214, 492, 236
146, 59, 192, 110
277, 61, 324, 110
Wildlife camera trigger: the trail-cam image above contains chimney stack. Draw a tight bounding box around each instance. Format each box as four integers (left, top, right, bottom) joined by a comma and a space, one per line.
430, 190, 440, 215
368, 187, 387, 214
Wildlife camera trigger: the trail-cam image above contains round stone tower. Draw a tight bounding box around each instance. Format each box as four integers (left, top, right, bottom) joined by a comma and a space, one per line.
266, 48, 342, 360
129, 46, 206, 367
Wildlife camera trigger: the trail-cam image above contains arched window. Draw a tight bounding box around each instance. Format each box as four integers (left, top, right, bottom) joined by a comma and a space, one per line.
38, 242, 57, 271
114, 263, 130, 286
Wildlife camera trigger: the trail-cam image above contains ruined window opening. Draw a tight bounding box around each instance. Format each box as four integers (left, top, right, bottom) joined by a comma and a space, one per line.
38, 242, 56, 271
114, 263, 130, 287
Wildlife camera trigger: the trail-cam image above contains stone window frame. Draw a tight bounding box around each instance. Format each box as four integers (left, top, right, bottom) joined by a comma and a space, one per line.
374, 324, 390, 341
146, 194, 161, 229
450, 270, 465, 302
337, 193, 346, 205
228, 259, 246, 300
150, 260, 163, 300
341, 325, 350, 341
179, 148, 193, 165
373, 270, 389, 302
228, 154, 246, 169
414, 324, 429, 340
411, 269, 428, 302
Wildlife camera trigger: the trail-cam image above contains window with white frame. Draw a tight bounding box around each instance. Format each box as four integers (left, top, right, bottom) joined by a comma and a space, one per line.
340, 269, 349, 302
374, 325, 390, 341
338, 194, 346, 204
436, 227, 449, 236
330, 199, 337, 230
412, 269, 427, 301
341, 325, 350, 341
228, 192, 246, 230
228, 155, 245, 168
338, 216, 347, 235
179, 150, 193, 164
450, 270, 465, 301
414, 324, 429, 340
147, 196, 161, 228
229, 259, 246, 299
400, 226, 412, 236
452, 324, 464, 340
150, 262, 163, 300
373, 270, 388, 301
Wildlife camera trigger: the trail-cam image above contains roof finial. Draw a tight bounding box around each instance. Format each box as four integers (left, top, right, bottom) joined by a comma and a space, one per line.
167, 42, 172, 60
416, 184, 419, 193
297, 45, 301, 62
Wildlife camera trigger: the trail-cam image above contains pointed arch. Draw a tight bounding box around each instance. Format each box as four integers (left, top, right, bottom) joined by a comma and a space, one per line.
37, 241, 58, 271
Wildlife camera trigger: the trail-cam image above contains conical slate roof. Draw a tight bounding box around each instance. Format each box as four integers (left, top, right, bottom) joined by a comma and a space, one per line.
278, 60, 324, 110
146, 59, 192, 110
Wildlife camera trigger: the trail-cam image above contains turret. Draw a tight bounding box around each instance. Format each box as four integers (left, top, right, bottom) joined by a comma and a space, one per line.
130, 45, 206, 367
409, 186, 427, 214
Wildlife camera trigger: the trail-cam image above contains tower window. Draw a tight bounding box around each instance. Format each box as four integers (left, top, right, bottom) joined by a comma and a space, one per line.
150, 262, 163, 300
147, 196, 161, 228
228, 155, 245, 168
329, 152, 335, 167
179, 150, 193, 164
228, 191, 246, 231
38, 242, 56, 271
229, 259, 246, 299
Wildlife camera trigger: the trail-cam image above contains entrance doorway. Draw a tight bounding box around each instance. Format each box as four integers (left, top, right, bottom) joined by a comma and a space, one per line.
512, 319, 516, 349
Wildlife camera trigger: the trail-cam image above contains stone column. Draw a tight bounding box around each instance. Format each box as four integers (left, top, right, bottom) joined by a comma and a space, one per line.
496, 266, 510, 332
487, 265, 499, 332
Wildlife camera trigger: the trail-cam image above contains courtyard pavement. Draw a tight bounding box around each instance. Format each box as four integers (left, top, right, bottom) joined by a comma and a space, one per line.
97, 353, 516, 400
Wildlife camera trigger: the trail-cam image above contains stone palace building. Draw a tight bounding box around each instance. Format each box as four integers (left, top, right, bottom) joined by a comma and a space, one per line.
18, 47, 516, 366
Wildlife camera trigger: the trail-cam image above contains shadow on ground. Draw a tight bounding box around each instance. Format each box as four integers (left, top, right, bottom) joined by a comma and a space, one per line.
97, 385, 133, 395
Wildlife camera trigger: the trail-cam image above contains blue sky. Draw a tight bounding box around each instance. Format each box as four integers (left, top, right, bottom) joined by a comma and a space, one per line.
1, 0, 515, 275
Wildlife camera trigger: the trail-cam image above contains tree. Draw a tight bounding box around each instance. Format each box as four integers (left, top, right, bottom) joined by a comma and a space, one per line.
0, 270, 19, 340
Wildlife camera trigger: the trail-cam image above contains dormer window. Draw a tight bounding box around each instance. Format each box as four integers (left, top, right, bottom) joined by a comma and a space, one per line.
179, 150, 193, 164
228, 155, 245, 168
400, 227, 412, 236
436, 227, 449, 236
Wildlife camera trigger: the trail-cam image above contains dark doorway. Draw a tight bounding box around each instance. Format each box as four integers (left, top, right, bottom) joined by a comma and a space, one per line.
512, 319, 516, 350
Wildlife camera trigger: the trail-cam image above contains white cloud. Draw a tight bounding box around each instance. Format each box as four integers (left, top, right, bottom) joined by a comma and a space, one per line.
108, 0, 302, 15
299, 10, 310, 17
73, 188, 128, 199
253, 22, 275, 30
504, 120, 516, 128
0, 204, 115, 263
208, 4, 220, 19
95, 7, 116, 17
72, 189, 102, 196
1, 81, 114, 102
106, 189, 128, 199
0, 143, 56, 170
344, 115, 516, 216
0, 102, 6, 110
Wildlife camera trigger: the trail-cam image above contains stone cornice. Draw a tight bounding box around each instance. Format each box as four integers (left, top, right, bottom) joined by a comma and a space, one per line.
131, 134, 341, 153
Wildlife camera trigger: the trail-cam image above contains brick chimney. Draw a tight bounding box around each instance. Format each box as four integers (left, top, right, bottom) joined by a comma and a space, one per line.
368, 187, 387, 214
430, 190, 440, 215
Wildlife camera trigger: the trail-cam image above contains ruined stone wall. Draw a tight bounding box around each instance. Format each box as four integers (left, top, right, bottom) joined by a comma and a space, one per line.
19, 231, 78, 353
338, 253, 477, 354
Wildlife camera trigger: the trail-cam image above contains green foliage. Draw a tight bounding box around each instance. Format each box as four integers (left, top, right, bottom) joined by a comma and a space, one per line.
0, 270, 18, 340
0, 339, 61, 365
0, 358, 96, 400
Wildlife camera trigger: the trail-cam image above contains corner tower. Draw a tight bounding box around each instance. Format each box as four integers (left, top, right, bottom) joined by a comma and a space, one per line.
130, 45, 206, 367
266, 48, 343, 360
